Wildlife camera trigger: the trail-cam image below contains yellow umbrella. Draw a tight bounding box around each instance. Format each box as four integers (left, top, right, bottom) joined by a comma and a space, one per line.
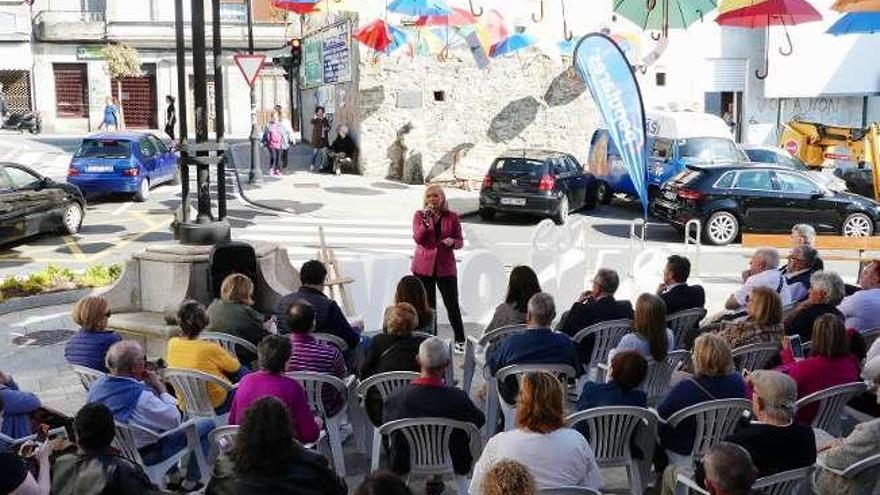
832, 0, 880, 11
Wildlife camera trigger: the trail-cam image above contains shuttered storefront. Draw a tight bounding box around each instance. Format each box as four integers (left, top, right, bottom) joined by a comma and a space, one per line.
111, 64, 157, 129
0, 71, 32, 113
53, 63, 89, 118
704, 59, 747, 92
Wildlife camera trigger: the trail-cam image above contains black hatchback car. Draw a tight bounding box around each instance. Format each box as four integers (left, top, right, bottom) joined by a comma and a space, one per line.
0, 163, 86, 245
479, 149, 597, 224
652, 162, 880, 245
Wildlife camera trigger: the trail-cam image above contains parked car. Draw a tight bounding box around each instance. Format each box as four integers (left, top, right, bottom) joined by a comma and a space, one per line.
588, 111, 745, 205
651, 162, 880, 245
479, 149, 597, 224
67, 133, 179, 202
742, 144, 848, 192
0, 162, 85, 244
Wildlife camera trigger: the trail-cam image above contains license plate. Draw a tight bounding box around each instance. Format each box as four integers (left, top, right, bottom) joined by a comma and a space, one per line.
500, 197, 526, 206
86, 165, 114, 173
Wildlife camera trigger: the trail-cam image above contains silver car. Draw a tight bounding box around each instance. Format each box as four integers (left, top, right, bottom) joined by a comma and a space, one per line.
742, 145, 848, 192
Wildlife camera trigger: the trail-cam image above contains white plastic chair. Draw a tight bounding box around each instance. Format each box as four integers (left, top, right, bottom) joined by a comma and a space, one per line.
286, 371, 350, 476
200, 332, 258, 359
795, 381, 868, 437
312, 332, 349, 352
113, 419, 208, 490
666, 308, 707, 349
373, 417, 482, 495
537, 488, 601, 495
354, 370, 419, 464
571, 319, 633, 382
566, 406, 659, 495
664, 398, 752, 469
462, 324, 528, 394
814, 452, 880, 494
731, 342, 781, 372
644, 350, 692, 406
495, 364, 577, 432
675, 465, 814, 495
162, 368, 237, 421
861, 327, 880, 350
0, 427, 69, 449
69, 364, 107, 392
208, 424, 239, 462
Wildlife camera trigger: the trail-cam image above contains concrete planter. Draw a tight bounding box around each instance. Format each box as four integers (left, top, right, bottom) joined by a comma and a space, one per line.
0, 288, 93, 316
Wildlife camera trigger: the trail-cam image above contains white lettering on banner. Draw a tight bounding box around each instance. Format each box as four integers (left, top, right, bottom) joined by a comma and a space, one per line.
586, 54, 644, 155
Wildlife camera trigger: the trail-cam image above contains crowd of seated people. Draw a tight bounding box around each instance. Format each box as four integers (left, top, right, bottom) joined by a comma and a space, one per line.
5, 232, 880, 495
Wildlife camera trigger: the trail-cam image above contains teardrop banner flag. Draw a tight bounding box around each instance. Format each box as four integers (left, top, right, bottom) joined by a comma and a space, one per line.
573, 33, 649, 217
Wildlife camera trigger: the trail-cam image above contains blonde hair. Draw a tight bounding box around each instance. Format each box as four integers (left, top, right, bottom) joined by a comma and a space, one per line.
483, 459, 536, 495
423, 184, 448, 211
220, 273, 254, 306
72, 296, 110, 331
516, 372, 565, 434
693, 333, 734, 377
387, 302, 418, 336
748, 287, 782, 327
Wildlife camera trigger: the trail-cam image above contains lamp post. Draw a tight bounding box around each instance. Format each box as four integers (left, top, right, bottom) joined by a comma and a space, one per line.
246, 0, 262, 184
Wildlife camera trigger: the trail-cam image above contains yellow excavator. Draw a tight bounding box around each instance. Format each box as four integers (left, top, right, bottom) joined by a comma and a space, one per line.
779, 120, 880, 200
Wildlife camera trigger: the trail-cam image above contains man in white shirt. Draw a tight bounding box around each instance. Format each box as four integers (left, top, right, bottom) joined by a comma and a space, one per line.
87, 341, 213, 489
837, 260, 880, 332
725, 248, 792, 311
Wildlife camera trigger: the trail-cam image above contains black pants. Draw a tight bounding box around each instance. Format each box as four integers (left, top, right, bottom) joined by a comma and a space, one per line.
281, 148, 289, 168
269, 148, 282, 173
417, 274, 465, 343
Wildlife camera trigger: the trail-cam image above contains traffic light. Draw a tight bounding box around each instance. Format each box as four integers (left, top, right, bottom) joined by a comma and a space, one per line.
290, 38, 302, 69
272, 55, 294, 82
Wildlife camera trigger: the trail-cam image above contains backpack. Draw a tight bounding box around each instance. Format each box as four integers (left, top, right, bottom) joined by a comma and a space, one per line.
266, 124, 283, 149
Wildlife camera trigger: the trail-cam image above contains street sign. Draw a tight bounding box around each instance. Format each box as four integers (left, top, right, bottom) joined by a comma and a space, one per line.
784, 139, 799, 156
234, 54, 266, 87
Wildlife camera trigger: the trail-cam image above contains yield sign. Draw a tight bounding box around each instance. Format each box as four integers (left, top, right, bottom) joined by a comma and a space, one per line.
234, 53, 266, 87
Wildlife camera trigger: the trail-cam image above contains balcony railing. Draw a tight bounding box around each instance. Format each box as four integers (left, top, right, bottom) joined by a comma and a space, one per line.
34, 10, 106, 41
34, 10, 106, 24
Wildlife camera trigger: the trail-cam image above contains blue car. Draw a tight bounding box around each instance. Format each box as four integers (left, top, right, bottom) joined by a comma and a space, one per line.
67, 133, 179, 202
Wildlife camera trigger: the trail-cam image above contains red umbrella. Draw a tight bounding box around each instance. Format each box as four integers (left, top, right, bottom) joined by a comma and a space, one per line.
414, 7, 478, 26
715, 0, 821, 27
354, 19, 394, 52
271, 0, 319, 15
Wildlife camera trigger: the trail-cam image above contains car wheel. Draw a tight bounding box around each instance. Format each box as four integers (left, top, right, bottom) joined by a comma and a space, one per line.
553, 196, 569, 225
704, 211, 739, 246
595, 181, 612, 205
170, 165, 181, 185
842, 213, 874, 237
134, 178, 150, 202
60, 202, 83, 235
478, 208, 496, 221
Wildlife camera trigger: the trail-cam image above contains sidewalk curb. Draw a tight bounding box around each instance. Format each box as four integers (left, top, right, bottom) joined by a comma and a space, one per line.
0, 288, 92, 316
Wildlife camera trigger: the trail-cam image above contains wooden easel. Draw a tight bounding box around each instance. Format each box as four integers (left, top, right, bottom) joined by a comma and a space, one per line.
317, 226, 356, 316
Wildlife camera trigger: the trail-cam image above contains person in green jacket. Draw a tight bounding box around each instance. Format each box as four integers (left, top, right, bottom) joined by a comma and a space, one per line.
206, 273, 269, 366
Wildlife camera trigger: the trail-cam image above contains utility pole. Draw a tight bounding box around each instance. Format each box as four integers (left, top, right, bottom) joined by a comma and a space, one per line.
246, 0, 262, 184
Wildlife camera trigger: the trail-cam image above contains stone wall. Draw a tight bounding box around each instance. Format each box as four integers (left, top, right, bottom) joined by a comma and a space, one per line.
356, 49, 599, 181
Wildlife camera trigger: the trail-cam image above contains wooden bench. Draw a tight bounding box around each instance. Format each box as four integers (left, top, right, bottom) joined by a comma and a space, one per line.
741, 233, 880, 268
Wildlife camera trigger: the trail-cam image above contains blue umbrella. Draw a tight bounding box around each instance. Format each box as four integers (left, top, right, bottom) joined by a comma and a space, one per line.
388, 0, 451, 16
490, 33, 537, 57
386, 25, 410, 53
827, 12, 880, 34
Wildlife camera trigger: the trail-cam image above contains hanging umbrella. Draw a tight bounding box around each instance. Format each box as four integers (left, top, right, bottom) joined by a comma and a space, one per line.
716, 0, 821, 79
414, 7, 478, 26
388, 0, 451, 16
271, 0, 319, 15
490, 32, 537, 57
386, 25, 410, 54
827, 11, 880, 34
614, 0, 718, 37
353, 19, 394, 53
832, 0, 880, 12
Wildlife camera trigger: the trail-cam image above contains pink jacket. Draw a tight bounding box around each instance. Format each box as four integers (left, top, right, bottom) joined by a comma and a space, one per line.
778, 347, 861, 424
411, 210, 463, 278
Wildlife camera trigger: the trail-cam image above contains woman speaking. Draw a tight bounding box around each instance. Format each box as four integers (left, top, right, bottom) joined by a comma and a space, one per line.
412, 184, 466, 353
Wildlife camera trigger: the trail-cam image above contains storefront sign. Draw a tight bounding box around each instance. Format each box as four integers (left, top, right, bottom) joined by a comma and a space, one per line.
301, 21, 352, 89
76, 46, 105, 60
302, 36, 323, 88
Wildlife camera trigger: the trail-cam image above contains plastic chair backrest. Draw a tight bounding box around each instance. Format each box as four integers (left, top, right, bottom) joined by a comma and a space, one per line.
312, 332, 349, 352
70, 364, 107, 391
795, 381, 868, 436
477, 324, 529, 347
572, 319, 633, 368
163, 368, 232, 417
565, 406, 659, 466
731, 342, 781, 372
113, 421, 155, 466
377, 417, 482, 476
666, 308, 707, 349
495, 363, 578, 406
286, 371, 348, 419
200, 332, 257, 358
209, 425, 240, 452
666, 398, 752, 461
355, 371, 419, 402
861, 327, 880, 350
752, 465, 813, 495
537, 488, 601, 495
644, 350, 691, 405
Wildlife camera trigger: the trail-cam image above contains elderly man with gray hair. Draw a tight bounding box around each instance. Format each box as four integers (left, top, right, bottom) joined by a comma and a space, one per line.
783, 270, 846, 341
87, 340, 214, 490
782, 244, 821, 302
725, 248, 793, 311
384, 337, 485, 491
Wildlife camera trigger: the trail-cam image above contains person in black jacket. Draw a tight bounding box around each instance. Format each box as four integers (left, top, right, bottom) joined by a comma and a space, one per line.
657, 255, 706, 315
784, 271, 845, 341
384, 337, 485, 492
326, 124, 357, 175
206, 396, 347, 495
556, 268, 634, 363
51, 403, 156, 495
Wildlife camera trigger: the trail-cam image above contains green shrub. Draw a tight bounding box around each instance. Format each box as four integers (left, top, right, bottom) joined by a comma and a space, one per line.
0, 263, 122, 302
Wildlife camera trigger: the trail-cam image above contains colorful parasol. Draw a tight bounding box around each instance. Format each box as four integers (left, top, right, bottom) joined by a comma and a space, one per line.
490, 32, 537, 57
614, 0, 718, 37
353, 19, 394, 53
827, 11, 880, 34
831, 0, 880, 11
386, 25, 410, 54
271, 0, 319, 15
387, 0, 451, 16
414, 7, 478, 26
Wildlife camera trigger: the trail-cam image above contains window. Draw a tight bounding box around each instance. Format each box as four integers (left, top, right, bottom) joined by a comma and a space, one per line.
53, 64, 88, 118
75, 140, 132, 159
655, 72, 666, 87
0, 169, 13, 192
140, 139, 157, 158
651, 139, 673, 162
679, 138, 741, 163
714, 171, 735, 189
775, 172, 820, 194
4, 166, 41, 189
219, 2, 247, 23
491, 158, 548, 177
149, 136, 168, 153
433, 91, 446, 102
744, 149, 776, 164
564, 156, 582, 173
734, 171, 774, 191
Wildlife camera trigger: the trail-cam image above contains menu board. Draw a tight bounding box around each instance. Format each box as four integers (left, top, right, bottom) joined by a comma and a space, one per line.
301, 21, 352, 89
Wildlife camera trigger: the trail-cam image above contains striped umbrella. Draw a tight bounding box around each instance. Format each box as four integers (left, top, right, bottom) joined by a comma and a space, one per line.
614, 0, 718, 38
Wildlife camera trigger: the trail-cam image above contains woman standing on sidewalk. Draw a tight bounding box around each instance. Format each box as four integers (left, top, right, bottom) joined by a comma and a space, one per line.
411, 185, 466, 353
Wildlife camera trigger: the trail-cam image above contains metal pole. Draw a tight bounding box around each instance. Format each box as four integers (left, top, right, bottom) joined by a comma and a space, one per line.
297, 13, 305, 142
191, 0, 212, 223
212, 0, 227, 221
246, 0, 262, 184
174, 0, 189, 223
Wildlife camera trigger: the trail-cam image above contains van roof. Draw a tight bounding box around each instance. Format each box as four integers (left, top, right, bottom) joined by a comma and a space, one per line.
499, 149, 568, 160
646, 111, 733, 140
